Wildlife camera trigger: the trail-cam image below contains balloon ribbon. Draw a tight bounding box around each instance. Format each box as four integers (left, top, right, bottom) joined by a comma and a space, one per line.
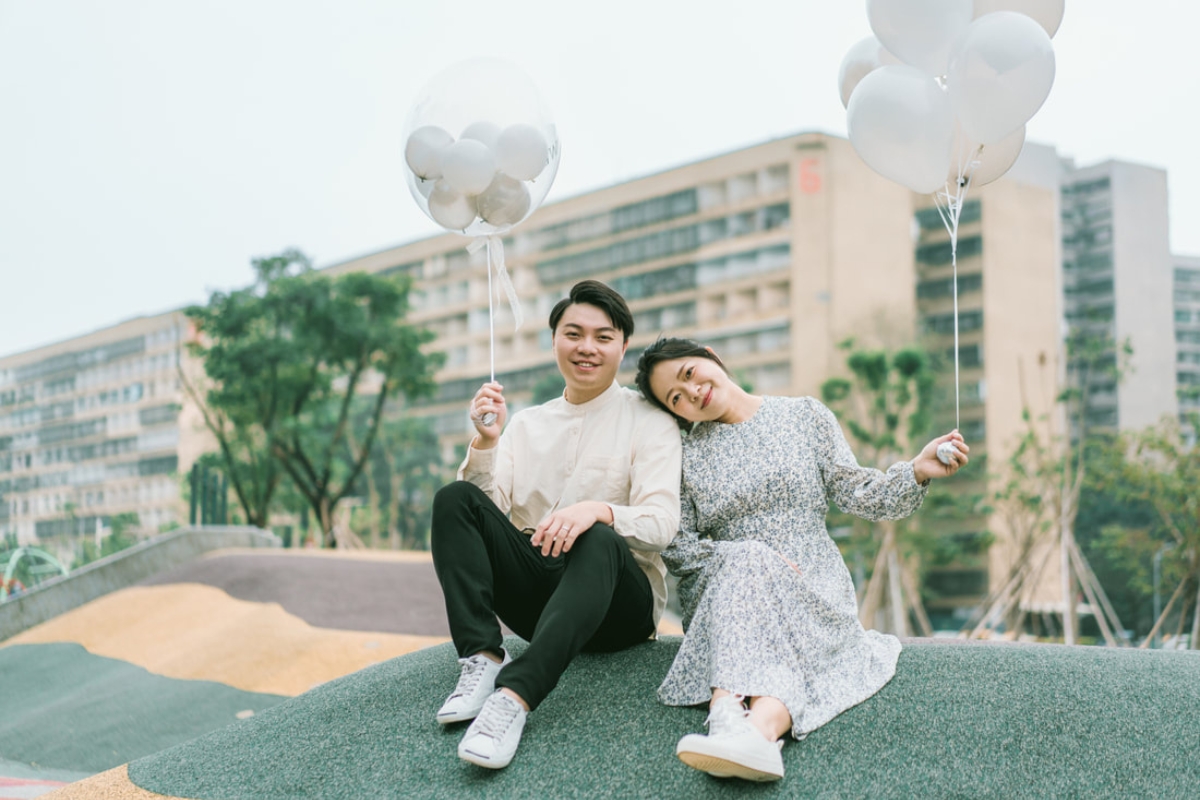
466, 235, 524, 384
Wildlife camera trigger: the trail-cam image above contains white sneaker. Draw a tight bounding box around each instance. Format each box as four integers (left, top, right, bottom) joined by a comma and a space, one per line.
675, 695, 785, 782
457, 691, 527, 769
436, 651, 511, 724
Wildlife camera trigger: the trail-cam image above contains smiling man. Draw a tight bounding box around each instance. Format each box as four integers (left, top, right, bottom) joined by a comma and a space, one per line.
428, 279, 683, 769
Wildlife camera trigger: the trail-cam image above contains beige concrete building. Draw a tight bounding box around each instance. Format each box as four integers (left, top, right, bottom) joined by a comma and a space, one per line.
0, 312, 200, 565
328, 132, 923, 462
911, 154, 1064, 625
6, 132, 1181, 630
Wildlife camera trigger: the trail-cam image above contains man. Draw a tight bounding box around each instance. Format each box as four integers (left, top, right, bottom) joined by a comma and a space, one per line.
430, 279, 682, 769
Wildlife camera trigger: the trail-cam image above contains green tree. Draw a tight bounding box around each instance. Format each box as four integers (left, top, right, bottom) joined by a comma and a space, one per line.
78, 512, 140, 565
1089, 415, 1200, 648
968, 330, 1132, 644
821, 339, 936, 636
184, 249, 442, 546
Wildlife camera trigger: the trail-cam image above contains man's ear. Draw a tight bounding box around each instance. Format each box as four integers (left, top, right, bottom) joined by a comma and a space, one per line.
620, 339, 630, 357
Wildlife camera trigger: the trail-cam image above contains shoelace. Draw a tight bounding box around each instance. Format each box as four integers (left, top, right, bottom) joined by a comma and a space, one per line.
705, 694, 750, 738
473, 695, 520, 740
449, 655, 489, 699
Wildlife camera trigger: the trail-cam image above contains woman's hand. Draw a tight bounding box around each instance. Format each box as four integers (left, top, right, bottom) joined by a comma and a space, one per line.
912, 430, 969, 484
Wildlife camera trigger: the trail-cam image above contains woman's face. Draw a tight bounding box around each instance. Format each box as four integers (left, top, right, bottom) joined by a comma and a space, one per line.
648, 353, 731, 424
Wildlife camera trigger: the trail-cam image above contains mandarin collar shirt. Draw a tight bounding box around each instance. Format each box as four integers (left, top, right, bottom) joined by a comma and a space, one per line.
458, 380, 683, 624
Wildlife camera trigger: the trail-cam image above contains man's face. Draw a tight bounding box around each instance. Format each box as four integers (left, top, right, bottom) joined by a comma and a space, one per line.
552, 302, 628, 403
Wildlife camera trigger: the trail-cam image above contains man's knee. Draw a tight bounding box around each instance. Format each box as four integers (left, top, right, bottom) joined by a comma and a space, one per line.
569, 523, 624, 561
432, 480, 484, 517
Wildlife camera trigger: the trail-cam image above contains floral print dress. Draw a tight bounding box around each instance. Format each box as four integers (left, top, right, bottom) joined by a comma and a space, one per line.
657, 396, 929, 738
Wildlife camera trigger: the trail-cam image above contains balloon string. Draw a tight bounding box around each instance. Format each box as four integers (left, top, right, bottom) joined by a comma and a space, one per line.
465, 235, 525, 386
486, 242, 496, 384
933, 154, 978, 432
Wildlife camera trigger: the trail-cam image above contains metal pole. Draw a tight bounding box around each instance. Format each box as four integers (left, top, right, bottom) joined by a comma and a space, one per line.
189, 463, 199, 525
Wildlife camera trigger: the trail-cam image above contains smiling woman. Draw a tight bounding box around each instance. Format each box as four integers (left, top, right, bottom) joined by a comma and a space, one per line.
634, 336, 968, 783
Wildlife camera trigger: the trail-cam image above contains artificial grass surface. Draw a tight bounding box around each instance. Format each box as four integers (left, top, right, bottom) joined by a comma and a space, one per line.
0, 643, 287, 774
127, 637, 1200, 799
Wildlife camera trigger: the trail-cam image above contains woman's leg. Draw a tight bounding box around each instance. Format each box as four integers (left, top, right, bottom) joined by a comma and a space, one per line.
747, 696, 792, 742
708, 690, 791, 742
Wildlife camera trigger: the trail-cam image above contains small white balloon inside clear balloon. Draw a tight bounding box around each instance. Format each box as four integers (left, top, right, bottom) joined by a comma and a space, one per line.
402, 58, 561, 236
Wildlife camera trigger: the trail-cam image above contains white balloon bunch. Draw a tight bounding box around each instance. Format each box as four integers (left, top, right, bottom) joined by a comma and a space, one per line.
402, 59, 560, 235
840, 0, 1063, 193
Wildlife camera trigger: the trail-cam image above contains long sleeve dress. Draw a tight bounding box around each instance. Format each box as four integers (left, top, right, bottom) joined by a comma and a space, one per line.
656, 396, 929, 739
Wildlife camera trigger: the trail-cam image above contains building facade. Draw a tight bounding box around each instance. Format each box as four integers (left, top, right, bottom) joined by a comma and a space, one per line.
1176, 254, 1200, 426
5, 133, 1188, 629
0, 313, 200, 564
327, 132, 925, 461
1060, 160, 1178, 433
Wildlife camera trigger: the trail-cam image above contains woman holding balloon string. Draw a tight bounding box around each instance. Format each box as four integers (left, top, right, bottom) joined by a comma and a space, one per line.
635, 337, 967, 782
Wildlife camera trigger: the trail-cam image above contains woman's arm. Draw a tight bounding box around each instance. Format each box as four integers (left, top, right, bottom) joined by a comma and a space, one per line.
812, 398, 930, 522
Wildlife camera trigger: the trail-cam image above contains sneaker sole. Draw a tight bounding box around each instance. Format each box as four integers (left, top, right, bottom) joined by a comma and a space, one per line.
458, 747, 514, 769
676, 749, 783, 782
436, 708, 481, 725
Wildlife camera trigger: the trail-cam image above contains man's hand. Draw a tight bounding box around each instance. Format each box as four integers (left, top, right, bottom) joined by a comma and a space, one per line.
469, 382, 507, 447
531, 502, 614, 557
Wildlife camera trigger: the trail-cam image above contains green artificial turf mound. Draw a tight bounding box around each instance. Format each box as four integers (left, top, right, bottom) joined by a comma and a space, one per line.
0, 643, 287, 775
124, 637, 1200, 799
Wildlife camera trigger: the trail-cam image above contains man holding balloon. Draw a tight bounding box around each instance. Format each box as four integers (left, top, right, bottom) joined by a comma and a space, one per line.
428, 280, 682, 769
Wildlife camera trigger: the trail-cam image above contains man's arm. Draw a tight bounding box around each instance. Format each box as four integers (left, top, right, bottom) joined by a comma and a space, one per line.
607, 409, 682, 552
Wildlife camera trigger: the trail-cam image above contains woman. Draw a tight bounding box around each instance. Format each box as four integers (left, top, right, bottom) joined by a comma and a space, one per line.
635, 337, 967, 783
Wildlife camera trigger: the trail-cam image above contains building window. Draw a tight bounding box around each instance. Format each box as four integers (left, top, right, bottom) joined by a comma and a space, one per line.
916, 235, 982, 267
917, 273, 983, 299
924, 310, 983, 335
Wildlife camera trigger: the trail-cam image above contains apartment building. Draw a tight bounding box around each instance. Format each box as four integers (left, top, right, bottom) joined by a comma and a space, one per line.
0, 313, 201, 564
1060, 160, 1178, 432
912, 152, 1063, 625
326, 132, 924, 462
1177, 254, 1200, 424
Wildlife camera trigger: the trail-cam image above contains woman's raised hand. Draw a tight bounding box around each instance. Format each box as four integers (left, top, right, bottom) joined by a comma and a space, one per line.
912, 430, 969, 484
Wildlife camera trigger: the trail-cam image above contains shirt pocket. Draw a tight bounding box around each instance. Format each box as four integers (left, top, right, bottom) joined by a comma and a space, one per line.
576, 455, 625, 503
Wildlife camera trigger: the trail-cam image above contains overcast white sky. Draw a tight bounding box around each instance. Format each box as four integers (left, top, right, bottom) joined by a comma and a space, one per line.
2, 1, 1196, 358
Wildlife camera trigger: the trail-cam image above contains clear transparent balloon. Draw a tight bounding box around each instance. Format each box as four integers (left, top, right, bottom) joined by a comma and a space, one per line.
402, 58, 561, 236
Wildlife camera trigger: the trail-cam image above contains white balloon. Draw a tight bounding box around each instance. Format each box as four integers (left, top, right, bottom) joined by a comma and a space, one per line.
401, 57, 560, 235
837, 36, 903, 108
477, 174, 532, 227
973, 0, 1064, 38
427, 181, 478, 231
404, 125, 453, 181
867, 0, 974, 76
460, 120, 502, 151
847, 65, 955, 194
948, 123, 1025, 186
440, 139, 495, 195
496, 123, 550, 181
948, 11, 1055, 145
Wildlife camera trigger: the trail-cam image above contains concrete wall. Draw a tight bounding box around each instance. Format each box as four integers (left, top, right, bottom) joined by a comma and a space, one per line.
0, 525, 279, 642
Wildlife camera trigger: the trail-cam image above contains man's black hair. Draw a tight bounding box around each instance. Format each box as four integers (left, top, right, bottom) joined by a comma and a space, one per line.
548, 280, 634, 341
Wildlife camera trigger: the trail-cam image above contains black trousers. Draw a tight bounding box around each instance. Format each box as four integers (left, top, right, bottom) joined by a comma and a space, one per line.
430, 481, 656, 710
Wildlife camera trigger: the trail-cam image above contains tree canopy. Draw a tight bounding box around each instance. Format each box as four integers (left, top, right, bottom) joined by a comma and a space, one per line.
184, 249, 443, 544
